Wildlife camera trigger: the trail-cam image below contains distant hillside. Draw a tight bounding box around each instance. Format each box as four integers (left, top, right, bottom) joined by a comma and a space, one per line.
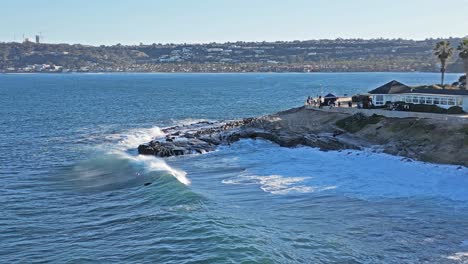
0, 38, 465, 73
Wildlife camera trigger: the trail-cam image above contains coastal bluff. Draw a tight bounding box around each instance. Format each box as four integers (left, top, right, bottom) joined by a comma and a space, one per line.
138, 107, 468, 167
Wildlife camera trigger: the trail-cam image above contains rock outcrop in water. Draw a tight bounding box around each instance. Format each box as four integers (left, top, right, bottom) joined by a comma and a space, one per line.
138, 106, 468, 167
137, 119, 254, 157
138, 108, 358, 158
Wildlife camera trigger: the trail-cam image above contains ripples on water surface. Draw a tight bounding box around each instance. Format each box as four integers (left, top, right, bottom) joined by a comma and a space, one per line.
1, 73, 467, 263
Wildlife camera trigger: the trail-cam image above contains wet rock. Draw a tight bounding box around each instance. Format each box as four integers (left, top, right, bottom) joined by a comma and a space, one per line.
137, 117, 357, 158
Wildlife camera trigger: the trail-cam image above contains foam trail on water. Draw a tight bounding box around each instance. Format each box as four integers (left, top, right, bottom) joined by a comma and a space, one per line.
217, 139, 468, 201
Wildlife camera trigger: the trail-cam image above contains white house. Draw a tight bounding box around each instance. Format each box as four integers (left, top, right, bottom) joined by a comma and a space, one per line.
369, 80, 468, 111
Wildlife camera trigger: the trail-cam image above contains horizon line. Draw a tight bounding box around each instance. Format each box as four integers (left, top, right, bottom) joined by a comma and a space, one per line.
2, 36, 467, 47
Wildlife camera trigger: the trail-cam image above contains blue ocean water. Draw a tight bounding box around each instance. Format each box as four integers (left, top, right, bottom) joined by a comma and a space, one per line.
1, 72, 467, 263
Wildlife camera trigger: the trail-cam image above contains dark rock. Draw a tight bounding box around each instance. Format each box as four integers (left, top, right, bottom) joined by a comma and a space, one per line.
138, 144, 155, 155
184, 133, 195, 138
137, 115, 357, 158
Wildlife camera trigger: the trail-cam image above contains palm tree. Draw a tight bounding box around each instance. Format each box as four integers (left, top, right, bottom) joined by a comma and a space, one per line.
458, 39, 468, 87
434, 41, 454, 86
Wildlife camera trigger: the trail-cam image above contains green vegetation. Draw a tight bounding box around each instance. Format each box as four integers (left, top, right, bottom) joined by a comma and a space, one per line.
408, 104, 447, 114
336, 113, 383, 133
458, 39, 468, 89
380, 101, 465, 114
447, 106, 465, 114
460, 75, 467, 85
462, 125, 468, 145
389, 120, 437, 135
406, 104, 465, 114
388, 121, 409, 132
434, 41, 454, 86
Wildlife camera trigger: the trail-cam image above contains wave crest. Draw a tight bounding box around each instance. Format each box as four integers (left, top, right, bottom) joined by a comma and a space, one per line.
115, 151, 190, 185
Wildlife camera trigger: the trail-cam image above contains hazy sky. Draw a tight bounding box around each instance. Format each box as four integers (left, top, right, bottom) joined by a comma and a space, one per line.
2, 0, 467, 45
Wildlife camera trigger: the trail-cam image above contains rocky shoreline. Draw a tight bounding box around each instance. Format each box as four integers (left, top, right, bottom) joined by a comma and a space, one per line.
138, 107, 468, 167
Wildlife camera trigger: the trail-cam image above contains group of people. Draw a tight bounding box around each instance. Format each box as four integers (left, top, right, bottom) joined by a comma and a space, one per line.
306, 96, 352, 109
306, 96, 320, 107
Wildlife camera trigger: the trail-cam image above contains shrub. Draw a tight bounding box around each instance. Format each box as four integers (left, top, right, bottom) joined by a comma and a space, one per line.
336, 113, 383, 133
460, 75, 466, 84
459, 75, 467, 89
372, 105, 387, 109
408, 104, 447, 114
447, 106, 465, 114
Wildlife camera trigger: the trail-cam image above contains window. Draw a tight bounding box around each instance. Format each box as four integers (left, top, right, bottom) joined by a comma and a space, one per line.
420, 97, 426, 104
425, 97, 433, 104
412, 96, 419, 103
405, 96, 412, 103
440, 98, 448, 105
448, 98, 455, 105
433, 97, 440, 104
375, 95, 384, 105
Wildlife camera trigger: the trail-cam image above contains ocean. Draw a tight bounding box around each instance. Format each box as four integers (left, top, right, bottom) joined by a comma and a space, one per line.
1, 72, 467, 263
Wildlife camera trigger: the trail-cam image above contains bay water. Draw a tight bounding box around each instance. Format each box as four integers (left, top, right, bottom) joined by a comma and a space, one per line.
1, 72, 467, 263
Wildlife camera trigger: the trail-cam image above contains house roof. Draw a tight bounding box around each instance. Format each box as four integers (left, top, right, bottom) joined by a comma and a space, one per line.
408, 88, 468, 96
369, 80, 468, 96
368, 80, 412, 94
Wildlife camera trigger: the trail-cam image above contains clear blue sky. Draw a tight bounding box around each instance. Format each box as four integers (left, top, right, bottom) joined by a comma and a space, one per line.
2, 0, 467, 45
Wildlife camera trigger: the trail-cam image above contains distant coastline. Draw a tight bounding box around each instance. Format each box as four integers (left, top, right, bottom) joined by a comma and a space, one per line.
1, 37, 466, 74
0, 71, 463, 75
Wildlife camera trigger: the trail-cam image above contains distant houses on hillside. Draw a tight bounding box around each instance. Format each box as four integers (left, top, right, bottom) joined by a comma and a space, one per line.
1, 38, 466, 73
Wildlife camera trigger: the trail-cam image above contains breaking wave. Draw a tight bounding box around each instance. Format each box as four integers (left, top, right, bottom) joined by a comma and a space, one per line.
108, 126, 166, 150
113, 151, 190, 185
67, 125, 190, 190
110, 126, 190, 185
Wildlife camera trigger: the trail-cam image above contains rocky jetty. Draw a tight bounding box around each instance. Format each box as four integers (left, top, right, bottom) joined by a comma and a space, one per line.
138, 108, 358, 158
137, 119, 256, 157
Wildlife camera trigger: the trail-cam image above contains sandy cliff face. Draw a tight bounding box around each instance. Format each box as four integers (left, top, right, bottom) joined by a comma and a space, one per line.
257, 107, 468, 166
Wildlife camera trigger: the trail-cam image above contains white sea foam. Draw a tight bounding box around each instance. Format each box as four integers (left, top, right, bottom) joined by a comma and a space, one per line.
216, 139, 468, 200
447, 252, 468, 261
223, 174, 335, 195
115, 126, 165, 150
